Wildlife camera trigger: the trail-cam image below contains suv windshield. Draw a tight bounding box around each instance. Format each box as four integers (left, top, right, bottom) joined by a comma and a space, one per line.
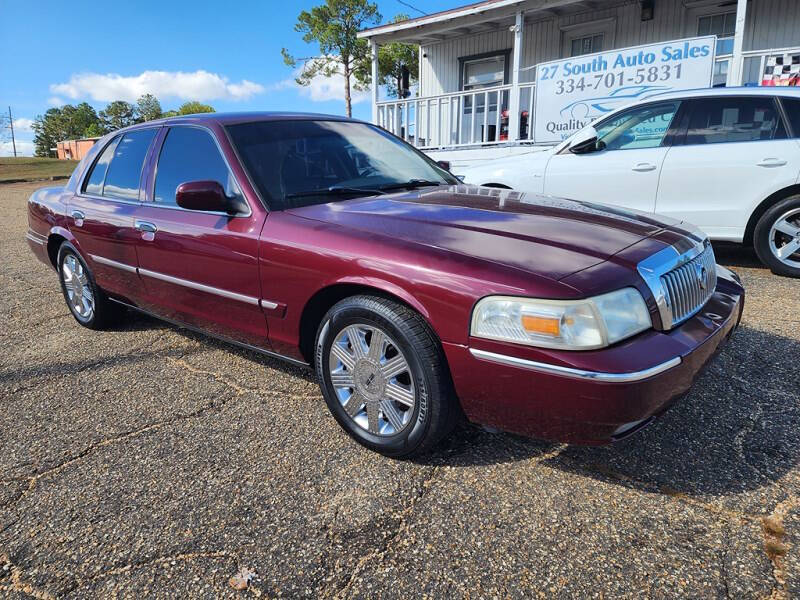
226, 119, 456, 210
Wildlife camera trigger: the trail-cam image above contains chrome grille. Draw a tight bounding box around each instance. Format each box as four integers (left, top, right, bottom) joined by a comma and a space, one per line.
659, 243, 717, 327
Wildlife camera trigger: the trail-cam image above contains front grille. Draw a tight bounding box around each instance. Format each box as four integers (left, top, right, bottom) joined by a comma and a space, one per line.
660, 243, 717, 327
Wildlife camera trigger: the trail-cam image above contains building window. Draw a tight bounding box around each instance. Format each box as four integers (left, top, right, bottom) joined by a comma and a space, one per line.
462, 55, 506, 91
698, 11, 735, 55
570, 33, 604, 57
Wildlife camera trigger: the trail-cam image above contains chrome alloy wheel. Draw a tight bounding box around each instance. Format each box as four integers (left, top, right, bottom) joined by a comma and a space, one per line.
769, 208, 800, 269
62, 254, 95, 320
328, 324, 415, 436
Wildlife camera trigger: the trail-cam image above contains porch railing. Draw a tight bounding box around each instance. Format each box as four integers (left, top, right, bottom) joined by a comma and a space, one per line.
376, 82, 537, 150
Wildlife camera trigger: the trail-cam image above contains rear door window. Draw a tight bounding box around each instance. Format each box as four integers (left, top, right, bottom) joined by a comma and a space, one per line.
781, 98, 800, 137
154, 126, 243, 207
683, 97, 786, 145
83, 137, 119, 196
102, 129, 157, 200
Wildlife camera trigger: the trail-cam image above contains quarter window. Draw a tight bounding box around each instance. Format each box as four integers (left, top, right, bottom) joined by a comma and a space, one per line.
102, 129, 157, 200
83, 137, 119, 196
595, 102, 681, 151
685, 97, 785, 145
154, 127, 243, 207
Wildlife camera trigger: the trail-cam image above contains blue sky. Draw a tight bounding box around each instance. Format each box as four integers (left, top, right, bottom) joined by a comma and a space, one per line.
1, 0, 461, 156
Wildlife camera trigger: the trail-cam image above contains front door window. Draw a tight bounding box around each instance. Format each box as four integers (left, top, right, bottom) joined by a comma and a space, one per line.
595, 102, 681, 151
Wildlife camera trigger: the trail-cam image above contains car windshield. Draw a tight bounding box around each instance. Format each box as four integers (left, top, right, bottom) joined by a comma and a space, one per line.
226, 119, 457, 210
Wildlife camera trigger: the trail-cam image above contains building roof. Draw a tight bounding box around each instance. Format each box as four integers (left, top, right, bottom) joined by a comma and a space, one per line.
358, 0, 586, 44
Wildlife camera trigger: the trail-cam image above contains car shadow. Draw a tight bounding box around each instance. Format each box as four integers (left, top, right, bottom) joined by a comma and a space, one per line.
421, 325, 800, 497
712, 241, 764, 270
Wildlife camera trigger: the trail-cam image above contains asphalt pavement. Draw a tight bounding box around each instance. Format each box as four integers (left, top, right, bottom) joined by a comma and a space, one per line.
1, 181, 798, 598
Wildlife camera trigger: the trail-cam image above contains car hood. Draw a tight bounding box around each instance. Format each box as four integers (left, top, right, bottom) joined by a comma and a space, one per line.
287, 185, 692, 282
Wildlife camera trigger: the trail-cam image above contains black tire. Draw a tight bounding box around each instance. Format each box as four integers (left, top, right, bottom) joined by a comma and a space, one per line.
57, 241, 125, 329
314, 295, 457, 458
753, 194, 800, 278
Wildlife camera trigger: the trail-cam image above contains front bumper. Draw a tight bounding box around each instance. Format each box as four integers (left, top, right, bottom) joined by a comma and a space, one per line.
443, 267, 744, 444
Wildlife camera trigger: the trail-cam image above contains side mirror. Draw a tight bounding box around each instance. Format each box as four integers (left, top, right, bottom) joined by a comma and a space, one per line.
176, 180, 231, 213
568, 126, 600, 154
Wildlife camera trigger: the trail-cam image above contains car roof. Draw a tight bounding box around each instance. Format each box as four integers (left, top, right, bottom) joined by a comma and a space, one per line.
116, 111, 362, 134
638, 86, 800, 103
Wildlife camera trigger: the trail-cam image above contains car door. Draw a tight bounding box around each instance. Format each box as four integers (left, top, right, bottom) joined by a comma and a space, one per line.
132, 124, 269, 348
69, 129, 157, 301
543, 100, 682, 213
656, 95, 800, 241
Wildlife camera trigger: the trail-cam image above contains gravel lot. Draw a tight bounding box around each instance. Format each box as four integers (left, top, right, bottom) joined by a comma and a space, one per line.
1, 181, 798, 599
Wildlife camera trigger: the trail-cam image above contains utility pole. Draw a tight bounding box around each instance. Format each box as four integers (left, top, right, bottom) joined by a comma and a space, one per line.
8, 106, 17, 157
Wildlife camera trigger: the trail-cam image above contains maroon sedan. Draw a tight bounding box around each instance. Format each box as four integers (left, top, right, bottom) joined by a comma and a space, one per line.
26, 113, 743, 457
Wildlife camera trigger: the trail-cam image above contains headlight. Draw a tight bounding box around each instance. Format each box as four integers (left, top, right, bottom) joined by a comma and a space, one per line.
470, 288, 651, 350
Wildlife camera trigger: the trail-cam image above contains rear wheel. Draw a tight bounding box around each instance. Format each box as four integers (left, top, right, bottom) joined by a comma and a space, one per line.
754, 195, 800, 278
314, 295, 457, 458
57, 242, 125, 329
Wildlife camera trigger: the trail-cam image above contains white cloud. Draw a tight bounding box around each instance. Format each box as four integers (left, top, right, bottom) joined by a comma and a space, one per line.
50, 70, 264, 103
1, 140, 35, 157
48, 97, 64, 106
274, 62, 370, 105
12, 117, 34, 132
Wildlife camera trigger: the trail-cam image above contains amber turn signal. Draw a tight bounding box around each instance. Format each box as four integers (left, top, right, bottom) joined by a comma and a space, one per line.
521, 315, 560, 336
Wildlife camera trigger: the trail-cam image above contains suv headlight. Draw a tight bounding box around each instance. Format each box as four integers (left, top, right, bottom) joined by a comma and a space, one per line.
470, 288, 652, 350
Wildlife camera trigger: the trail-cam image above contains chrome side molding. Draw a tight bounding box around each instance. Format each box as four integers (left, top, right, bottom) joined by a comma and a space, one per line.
469, 348, 681, 382
88, 254, 280, 310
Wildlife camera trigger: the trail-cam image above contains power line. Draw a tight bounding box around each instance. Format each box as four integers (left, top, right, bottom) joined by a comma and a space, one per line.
397, 0, 426, 16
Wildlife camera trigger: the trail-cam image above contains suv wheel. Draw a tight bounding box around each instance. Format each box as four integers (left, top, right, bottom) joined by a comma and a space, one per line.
754, 195, 800, 278
315, 295, 457, 458
57, 242, 125, 329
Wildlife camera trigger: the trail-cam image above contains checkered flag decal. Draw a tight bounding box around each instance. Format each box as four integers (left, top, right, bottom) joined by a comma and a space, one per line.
762, 52, 800, 86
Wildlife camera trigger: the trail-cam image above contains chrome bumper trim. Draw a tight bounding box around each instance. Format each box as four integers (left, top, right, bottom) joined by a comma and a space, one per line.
90, 254, 137, 273
469, 348, 682, 382
25, 231, 46, 245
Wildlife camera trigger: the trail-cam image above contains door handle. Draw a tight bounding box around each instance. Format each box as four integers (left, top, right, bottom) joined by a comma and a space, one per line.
632, 163, 657, 172
71, 210, 85, 226
135, 220, 157, 234
756, 158, 787, 168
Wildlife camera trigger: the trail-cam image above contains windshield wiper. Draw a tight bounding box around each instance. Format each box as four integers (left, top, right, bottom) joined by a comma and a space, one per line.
285, 186, 386, 199
377, 179, 445, 192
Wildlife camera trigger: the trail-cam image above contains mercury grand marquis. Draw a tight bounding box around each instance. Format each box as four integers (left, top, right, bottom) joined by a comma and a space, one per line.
26, 113, 744, 457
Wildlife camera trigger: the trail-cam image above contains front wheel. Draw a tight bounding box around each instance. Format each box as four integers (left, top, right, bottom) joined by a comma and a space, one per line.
753, 195, 800, 278
315, 295, 457, 458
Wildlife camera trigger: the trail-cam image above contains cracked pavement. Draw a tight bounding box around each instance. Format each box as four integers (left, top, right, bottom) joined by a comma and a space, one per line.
1, 181, 798, 598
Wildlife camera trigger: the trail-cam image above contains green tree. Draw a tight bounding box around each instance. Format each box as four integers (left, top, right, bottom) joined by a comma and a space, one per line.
100, 100, 137, 132
136, 94, 163, 122
377, 14, 418, 98
175, 101, 215, 115
83, 122, 105, 138
282, 0, 381, 117
32, 103, 102, 157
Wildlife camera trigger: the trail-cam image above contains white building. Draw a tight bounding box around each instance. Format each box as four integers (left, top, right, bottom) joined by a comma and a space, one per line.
359, 0, 800, 169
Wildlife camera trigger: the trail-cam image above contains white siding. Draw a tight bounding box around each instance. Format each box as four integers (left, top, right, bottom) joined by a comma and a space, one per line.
418, 0, 800, 97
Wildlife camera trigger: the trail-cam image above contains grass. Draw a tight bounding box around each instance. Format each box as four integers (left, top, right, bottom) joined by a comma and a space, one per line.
0, 157, 79, 183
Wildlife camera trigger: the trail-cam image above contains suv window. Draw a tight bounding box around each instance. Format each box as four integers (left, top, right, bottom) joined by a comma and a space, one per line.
781, 98, 800, 138
684, 97, 786, 145
83, 137, 120, 196
594, 101, 681, 151
154, 127, 243, 208
102, 129, 157, 200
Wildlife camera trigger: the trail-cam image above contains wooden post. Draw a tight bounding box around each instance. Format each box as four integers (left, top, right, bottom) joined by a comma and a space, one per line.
728, 0, 748, 86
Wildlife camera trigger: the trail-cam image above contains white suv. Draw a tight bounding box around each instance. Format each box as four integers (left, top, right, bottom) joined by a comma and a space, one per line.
461, 88, 800, 277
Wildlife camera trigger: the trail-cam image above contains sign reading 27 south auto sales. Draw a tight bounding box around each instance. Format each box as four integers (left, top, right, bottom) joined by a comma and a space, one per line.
534, 36, 716, 143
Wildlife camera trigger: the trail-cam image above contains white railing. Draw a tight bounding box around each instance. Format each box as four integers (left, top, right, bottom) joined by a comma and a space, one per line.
377, 82, 536, 150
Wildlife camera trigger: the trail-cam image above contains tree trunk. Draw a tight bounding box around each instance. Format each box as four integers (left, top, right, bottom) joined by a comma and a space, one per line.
343, 62, 352, 118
